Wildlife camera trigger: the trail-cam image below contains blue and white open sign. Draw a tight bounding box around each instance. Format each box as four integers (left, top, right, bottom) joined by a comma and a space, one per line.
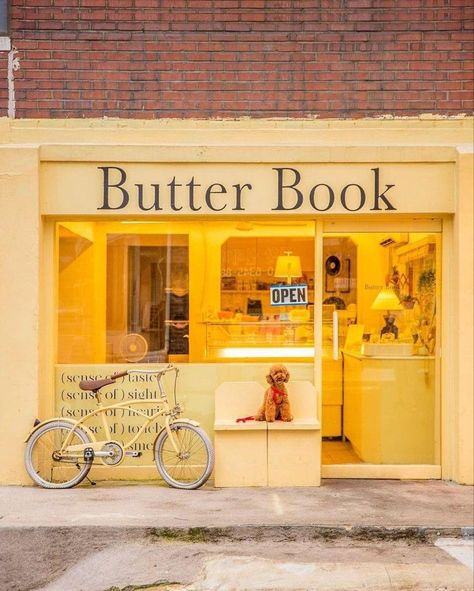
270, 284, 308, 307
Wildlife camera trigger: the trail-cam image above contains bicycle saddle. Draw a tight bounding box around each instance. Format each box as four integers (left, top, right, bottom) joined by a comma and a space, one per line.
79, 378, 116, 392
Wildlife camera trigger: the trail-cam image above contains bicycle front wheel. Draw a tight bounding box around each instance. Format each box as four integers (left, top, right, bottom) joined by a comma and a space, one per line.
154, 422, 214, 490
25, 420, 93, 489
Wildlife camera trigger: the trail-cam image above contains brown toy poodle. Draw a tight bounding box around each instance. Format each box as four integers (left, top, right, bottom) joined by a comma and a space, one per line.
255, 363, 293, 422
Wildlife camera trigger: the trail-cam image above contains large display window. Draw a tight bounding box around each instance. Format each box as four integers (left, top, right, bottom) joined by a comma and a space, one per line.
56, 221, 441, 469
56, 220, 316, 364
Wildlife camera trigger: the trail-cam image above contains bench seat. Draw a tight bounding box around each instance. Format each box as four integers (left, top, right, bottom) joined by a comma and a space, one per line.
267, 418, 320, 430
214, 419, 267, 431
214, 380, 321, 487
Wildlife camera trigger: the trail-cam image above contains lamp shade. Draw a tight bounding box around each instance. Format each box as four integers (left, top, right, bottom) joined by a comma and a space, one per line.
371, 287, 403, 311
274, 252, 302, 283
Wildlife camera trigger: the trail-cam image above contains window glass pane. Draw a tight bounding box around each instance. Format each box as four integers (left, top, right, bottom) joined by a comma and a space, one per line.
321, 232, 440, 466
0, 1, 8, 34
106, 234, 189, 363
56, 220, 315, 364
210, 235, 314, 360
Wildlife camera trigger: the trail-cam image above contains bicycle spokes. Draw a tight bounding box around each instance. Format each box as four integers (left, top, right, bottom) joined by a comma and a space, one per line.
155, 423, 214, 489
25, 422, 92, 489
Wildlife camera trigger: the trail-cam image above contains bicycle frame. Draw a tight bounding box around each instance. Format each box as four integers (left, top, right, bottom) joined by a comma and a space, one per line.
27, 367, 197, 461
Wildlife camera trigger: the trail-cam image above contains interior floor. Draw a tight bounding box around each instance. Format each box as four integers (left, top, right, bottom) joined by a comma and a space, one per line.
322, 439, 363, 464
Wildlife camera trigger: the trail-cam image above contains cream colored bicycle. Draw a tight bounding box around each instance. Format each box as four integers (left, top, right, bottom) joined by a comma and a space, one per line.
24, 365, 214, 490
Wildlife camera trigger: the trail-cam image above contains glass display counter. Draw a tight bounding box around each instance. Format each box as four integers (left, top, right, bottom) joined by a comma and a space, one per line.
203, 320, 314, 360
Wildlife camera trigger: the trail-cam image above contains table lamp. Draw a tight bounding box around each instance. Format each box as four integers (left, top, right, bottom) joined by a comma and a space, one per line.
274, 251, 302, 285
371, 287, 403, 339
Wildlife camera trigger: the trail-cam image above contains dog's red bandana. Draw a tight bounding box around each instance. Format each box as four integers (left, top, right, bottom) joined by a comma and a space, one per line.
271, 385, 286, 403
235, 385, 286, 423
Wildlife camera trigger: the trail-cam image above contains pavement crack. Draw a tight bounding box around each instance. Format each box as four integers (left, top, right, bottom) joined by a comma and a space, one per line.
384, 564, 395, 589
100, 582, 182, 591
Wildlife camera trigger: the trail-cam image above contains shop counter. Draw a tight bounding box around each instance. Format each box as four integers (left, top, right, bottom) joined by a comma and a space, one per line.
342, 351, 436, 464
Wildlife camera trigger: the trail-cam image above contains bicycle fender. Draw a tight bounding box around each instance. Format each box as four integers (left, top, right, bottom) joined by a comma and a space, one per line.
24, 418, 97, 443
172, 418, 200, 428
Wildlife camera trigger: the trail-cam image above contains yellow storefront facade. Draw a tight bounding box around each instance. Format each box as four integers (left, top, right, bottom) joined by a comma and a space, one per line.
0, 118, 472, 486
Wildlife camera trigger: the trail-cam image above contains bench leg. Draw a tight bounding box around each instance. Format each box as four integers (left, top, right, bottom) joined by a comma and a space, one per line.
214, 431, 268, 487
268, 430, 321, 487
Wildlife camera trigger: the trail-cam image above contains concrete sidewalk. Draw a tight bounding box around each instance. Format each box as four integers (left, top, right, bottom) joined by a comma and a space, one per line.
1, 479, 473, 537
1, 480, 473, 591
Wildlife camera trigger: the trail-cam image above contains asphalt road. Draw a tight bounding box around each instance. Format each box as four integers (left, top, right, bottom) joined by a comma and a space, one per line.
1, 527, 472, 591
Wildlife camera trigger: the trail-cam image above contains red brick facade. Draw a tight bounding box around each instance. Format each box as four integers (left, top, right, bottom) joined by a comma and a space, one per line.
1, 1, 473, 119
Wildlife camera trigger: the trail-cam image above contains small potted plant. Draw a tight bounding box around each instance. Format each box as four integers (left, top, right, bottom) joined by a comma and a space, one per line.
400, 294, 418, 309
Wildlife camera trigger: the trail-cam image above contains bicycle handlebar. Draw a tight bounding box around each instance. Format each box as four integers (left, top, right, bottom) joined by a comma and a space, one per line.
110, 364, 178, 381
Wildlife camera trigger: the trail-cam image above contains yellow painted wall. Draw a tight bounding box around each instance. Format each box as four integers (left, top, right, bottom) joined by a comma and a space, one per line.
451, 149, 474, 484
0, 118, 472, 485
0, 147, 40, 484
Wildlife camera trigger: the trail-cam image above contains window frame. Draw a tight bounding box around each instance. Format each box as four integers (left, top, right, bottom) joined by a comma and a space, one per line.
0, 1, 9, 36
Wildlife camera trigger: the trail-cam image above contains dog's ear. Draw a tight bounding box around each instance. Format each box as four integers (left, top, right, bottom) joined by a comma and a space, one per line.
284, 368, 290, 382
266, 373, 273, 385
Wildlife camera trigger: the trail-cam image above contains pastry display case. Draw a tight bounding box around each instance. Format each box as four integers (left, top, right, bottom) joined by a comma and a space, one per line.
203, 315, 314, 360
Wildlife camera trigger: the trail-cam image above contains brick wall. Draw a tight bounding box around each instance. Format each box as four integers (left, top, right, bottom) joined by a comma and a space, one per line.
2, 0, 473, 119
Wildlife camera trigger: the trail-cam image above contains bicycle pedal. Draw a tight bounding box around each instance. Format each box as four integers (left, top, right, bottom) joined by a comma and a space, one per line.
125, 450, 142, 458
84, 447, 95, 461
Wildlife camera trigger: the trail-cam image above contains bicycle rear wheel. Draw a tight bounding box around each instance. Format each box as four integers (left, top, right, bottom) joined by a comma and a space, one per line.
154, 422, 214, 490
25, 420, 93, 489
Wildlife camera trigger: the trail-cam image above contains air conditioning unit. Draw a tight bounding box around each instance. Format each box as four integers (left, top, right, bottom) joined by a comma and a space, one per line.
379, 233, 408, 248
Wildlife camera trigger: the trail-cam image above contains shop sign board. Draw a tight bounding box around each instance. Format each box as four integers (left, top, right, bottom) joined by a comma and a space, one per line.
270, 284, 308, 307
95, 166, 396, 213
40, 162, 455, 215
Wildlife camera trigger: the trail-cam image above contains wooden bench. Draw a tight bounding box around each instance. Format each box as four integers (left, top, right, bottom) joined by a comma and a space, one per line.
214, 381, 321, 487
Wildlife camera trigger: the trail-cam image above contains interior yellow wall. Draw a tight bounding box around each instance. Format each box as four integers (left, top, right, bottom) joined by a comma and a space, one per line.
352, 234, 389, 334
58, 225, 96, 362
57, 223, 107, 363
322, 232, 394, 335
106, 234, 129, 338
